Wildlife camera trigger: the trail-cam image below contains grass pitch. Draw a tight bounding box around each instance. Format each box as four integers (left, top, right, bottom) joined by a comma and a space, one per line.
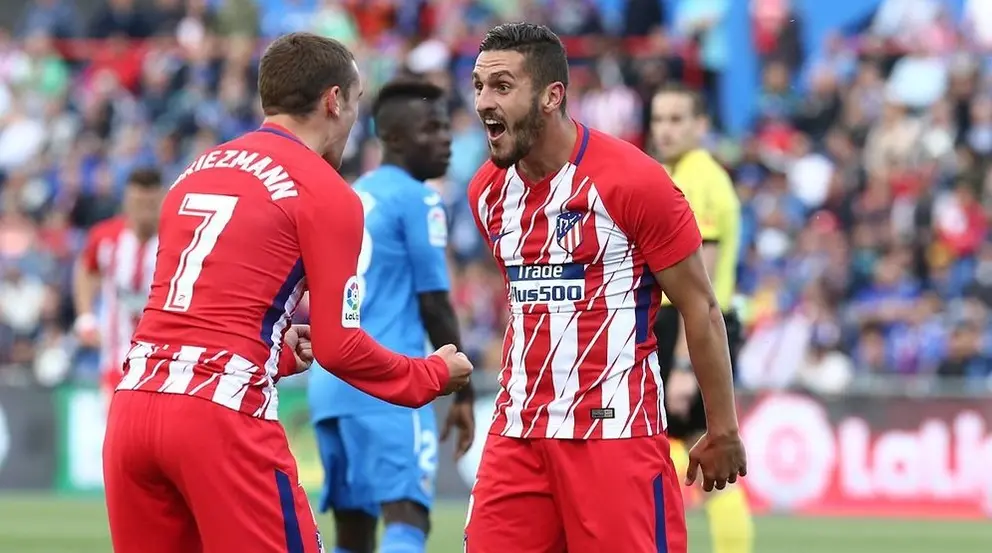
0, 494, 989, 552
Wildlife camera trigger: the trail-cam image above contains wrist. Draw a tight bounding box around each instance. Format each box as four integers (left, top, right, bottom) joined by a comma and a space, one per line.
74, 312, 97, 333
426, 354, 451, 391
454, 383, 475, 403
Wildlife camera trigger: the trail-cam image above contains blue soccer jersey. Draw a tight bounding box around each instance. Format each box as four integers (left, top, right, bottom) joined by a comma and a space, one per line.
308, 165, 451, 421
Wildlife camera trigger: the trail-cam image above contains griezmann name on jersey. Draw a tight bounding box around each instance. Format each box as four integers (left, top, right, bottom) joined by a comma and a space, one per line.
309, 165, 451, 421
122, 124, 450, 421
468, 124, 702, 440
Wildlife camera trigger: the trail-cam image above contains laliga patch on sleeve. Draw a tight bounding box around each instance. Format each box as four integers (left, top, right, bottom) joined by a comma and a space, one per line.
341, 275, 361, 328
427, 205, 448, 248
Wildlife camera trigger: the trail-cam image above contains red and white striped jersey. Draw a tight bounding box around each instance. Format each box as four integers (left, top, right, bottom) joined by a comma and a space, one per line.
120, 124, 451, 421
79, 217, 158, 375
468, 124, 702, 440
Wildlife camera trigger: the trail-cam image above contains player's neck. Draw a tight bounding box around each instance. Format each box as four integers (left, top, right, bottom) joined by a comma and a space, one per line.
262, 115, 329, 155
379, 153, 411, 177
516, 116, 577, 184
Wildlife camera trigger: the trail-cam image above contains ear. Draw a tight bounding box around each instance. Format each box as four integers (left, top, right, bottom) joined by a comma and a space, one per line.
323, 85, 342, 118
543, 82, 566, 114
697, 113, 711, 137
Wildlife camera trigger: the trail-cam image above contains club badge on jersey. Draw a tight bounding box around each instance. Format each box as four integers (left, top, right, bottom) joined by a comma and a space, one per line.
555, 211, 584, 253
427, 205, 447, 248
341, 275, 361, 328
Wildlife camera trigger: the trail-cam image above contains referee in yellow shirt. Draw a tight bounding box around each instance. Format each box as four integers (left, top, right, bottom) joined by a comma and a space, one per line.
650, 83, 753, 553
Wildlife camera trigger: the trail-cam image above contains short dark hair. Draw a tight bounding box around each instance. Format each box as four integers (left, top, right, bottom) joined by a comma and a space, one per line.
126, 167, 162, 189
372, 80, 445, 120
479, 23, 569, 112
258, 32, 356, 117
654, 82, 707, 117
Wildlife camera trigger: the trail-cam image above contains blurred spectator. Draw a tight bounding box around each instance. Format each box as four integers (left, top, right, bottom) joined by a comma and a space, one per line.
0, 0, 990, 392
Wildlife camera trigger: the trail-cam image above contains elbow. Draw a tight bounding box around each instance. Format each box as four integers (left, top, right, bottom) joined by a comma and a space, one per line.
311, 337, 342, 370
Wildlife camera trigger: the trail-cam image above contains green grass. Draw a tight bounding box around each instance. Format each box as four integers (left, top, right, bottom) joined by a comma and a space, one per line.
0, 494, 990, 552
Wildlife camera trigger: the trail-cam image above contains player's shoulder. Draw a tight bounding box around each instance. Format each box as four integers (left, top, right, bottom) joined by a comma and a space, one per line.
467, 159, 506, 204
682, 149, 731, 182
88, 216, 127, 240
580, 127, 672, 194
355, 166, 441, 211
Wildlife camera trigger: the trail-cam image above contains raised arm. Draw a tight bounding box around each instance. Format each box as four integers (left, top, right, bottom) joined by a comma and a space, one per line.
297, 180, 459, 408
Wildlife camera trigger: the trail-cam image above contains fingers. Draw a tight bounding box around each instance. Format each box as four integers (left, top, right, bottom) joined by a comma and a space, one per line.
433, 344, 457, 357
685, 456, 700, 487
292, 324, 311, 339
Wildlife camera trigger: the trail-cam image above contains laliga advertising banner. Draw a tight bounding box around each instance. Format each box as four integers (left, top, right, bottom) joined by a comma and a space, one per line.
55, 383, 992, 519
738, 392, 992, 519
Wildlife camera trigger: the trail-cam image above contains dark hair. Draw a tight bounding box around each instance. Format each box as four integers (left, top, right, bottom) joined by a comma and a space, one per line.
258, 32, 356, 117
126, 167, 162, 189
653, 82, 707, 117
479, 23, 569, 113
372, 80, 445, 121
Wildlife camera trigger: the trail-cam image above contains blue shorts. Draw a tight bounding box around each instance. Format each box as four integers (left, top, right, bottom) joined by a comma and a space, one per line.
314, 408, 438, 517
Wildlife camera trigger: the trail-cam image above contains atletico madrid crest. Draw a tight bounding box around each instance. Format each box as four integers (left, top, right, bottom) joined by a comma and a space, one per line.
555, 211, 584, 253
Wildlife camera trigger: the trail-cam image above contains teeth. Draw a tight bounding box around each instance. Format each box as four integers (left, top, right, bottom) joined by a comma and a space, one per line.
485, 119, 501, 125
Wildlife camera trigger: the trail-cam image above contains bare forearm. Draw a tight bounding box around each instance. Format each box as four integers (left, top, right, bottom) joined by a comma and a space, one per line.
683, 302, 738, 434
419, 291, 474, 402
72, 264, 100, 316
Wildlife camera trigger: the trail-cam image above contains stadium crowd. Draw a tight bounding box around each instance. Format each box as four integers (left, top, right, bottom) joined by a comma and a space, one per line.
0, 0, 991, 393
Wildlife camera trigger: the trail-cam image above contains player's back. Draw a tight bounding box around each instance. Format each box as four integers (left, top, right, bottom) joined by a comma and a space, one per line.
127, 125, 350, 420
468, 125, 701, 440
309, 165, 449, 420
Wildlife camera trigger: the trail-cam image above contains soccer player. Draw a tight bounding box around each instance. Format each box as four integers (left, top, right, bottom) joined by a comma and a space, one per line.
651, 83, 754, 553
464, 23, 746, 552
308, 80, 475, 553
101, 33, 472, 553
73, 168, 163, 407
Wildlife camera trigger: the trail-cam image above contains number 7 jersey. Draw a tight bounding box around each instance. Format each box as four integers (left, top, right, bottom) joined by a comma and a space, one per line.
124, 124, 452, 420
468, 124, 703, 440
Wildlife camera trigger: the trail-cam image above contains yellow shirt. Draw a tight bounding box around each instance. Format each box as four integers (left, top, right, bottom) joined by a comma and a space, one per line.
661, 149, 740, 310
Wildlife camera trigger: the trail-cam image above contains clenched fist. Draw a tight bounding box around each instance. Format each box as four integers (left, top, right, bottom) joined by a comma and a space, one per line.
431, 344, 473, 395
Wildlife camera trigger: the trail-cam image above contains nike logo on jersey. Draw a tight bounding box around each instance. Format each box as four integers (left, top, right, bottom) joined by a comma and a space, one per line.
490, 230, 510, 243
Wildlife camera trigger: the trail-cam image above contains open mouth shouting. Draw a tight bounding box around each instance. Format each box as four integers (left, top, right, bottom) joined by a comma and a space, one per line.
484, 118, 507, 141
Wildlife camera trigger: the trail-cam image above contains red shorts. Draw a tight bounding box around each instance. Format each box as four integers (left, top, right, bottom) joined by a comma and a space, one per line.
465, 433, 687, 553
103, 391, 324, 553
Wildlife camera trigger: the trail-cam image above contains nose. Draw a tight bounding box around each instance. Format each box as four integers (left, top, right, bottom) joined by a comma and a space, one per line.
475, 86, 497, 113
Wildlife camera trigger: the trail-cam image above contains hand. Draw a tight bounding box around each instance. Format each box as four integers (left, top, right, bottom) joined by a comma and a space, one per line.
431, 344, 473, 395
284, 324, 314, 374
666, 370, 698, 418
685, 430, 747, 492
441, 399, 475, 459
74, 313, 100, 348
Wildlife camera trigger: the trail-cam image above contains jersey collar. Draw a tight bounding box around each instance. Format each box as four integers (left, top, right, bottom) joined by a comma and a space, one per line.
256, 123, 305, 147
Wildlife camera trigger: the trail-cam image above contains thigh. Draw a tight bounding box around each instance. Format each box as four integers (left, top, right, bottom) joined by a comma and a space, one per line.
103, 392, 201, 553
547, 436, 688, 553
342, 408, 438, 511
465, 435, 565, 553
164, 397, 325, 553
314, 418, 375, 516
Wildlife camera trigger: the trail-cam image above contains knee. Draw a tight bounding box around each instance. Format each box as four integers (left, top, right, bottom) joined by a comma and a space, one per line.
381, 500, 430, 535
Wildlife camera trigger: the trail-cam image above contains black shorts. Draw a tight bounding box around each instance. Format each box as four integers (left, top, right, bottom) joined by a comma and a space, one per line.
653, 304, 743, 440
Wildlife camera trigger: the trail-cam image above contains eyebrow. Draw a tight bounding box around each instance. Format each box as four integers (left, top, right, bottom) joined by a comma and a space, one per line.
472, 70, 515, 81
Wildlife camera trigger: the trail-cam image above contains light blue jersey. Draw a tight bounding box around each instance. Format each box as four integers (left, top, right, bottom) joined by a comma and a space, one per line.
308, 164, 450, 420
